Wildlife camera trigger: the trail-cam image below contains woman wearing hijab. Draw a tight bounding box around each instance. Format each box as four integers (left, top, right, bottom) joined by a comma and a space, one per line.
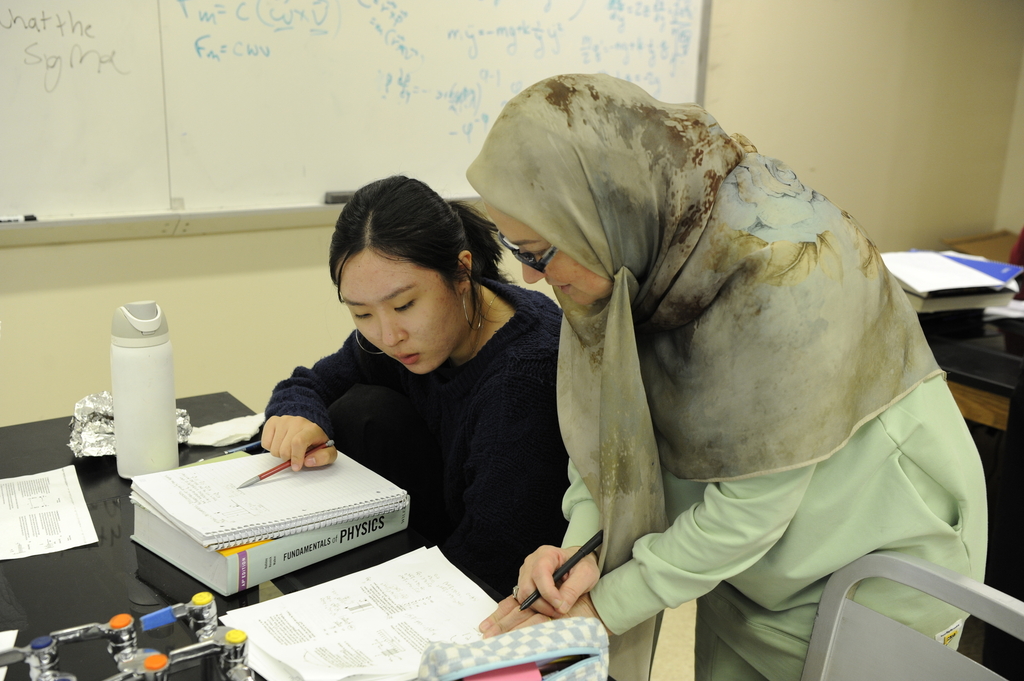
467, 74, 988, 681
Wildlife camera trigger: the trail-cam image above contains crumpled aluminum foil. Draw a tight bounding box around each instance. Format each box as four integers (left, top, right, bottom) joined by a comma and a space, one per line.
68, 391, 192, 457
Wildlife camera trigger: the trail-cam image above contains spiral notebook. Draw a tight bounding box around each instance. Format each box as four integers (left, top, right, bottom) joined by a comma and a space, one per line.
129, 452, 409, 550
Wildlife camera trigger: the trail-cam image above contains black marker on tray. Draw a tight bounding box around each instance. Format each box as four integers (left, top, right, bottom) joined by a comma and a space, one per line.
324, 192, 354, 205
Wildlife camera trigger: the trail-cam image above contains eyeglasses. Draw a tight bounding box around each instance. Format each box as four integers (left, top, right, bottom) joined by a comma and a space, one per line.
497, 232, 559, 273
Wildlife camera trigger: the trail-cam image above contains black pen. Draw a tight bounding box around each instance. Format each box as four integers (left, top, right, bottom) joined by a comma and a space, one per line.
519, 530, 603, 611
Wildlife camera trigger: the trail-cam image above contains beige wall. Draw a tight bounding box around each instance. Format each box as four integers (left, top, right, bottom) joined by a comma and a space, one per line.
0, 228, 546, 429
995, 39, 1024, 234
2, 0, 1022, 428
704, 0, 1023, 252
1, 226, 347, 427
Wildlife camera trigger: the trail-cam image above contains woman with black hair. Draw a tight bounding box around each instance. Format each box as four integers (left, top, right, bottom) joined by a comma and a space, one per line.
262, 175, 569, 594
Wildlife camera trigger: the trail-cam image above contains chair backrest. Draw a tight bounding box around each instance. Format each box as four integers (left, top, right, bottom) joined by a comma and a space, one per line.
800, 551, 1024, 681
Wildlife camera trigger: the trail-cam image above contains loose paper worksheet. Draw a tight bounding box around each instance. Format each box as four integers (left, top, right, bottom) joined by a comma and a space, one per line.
220, 546, 497, 681
0, 465, 98, 559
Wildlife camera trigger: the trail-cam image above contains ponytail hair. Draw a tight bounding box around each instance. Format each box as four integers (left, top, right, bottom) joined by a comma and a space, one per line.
450, 201, 509, 284
329, 177, 511, 302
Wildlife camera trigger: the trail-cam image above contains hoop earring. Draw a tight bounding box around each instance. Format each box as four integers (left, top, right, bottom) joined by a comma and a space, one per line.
355, 332, 384, 355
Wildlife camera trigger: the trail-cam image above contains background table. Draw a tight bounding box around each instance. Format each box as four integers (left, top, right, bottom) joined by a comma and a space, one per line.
923, 313, 1024, 430
0, 392, 428, 681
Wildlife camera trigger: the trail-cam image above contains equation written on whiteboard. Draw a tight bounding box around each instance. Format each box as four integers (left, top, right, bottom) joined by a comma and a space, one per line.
175, 0, 344, 60
377, 0, 697, 144
0, 7, 130, 93
173, 0, 698, 144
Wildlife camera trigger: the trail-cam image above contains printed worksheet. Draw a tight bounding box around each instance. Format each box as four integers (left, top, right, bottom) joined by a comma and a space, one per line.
0, 465, 98, 559
220, 546, 498, 681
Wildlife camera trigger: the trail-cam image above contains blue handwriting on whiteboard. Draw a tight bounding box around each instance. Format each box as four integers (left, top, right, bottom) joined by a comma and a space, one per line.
454, 113, 491, 144
194, 34, 270, 59
358, 0, 423, 62
447, 22, 564, 59
606, 0, 695, 40
580, 36, 684, 68
377, 68, 518, 144
378, 70, 485, 117
175, 0, 340, 37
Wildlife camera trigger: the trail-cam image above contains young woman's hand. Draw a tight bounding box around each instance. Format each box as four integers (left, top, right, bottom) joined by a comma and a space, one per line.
479, 591, 605, 637
479, 545, 603, 637
261, 415, 337, 471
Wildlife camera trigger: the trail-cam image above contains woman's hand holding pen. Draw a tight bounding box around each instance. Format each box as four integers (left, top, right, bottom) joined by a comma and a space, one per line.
262, 415, 338, 471
479, 544, 604, 638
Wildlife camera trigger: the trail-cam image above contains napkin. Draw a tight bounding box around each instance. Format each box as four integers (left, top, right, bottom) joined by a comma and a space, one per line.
187, 413, 265, 447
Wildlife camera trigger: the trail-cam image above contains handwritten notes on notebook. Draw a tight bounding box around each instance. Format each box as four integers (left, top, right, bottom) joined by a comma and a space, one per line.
130, 452, 408, 549
0, 465, 98, 559
220, 547, 497, 681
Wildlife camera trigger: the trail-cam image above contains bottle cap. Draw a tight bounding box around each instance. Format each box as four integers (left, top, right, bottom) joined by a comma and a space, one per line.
111, 301, 170, 348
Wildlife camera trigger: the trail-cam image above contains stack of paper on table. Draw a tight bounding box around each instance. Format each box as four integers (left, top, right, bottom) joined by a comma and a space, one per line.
130, 452, 410, 594
219, 546, 497, 681
881, 250, 1022, 313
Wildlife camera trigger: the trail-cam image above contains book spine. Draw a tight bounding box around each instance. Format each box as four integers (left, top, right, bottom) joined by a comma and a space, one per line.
231, 505, 410, 590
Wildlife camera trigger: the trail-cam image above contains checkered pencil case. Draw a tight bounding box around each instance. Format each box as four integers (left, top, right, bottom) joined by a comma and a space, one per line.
418, 617, 608, 681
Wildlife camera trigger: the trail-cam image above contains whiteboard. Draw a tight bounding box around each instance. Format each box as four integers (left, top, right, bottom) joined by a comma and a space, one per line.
0, 0, 709, 225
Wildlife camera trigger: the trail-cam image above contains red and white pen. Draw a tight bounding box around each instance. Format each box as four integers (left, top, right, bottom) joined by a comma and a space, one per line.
236, 440, 334, 489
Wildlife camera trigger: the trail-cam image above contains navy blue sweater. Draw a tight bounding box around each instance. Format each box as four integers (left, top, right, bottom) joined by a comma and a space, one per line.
265, 280, 569, 593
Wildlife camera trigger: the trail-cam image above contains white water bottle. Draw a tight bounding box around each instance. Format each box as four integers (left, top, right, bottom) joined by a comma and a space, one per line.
110, 301, 178, 478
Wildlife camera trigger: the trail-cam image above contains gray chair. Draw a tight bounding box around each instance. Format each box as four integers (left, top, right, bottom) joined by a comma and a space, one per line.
800, 551, 1024, 680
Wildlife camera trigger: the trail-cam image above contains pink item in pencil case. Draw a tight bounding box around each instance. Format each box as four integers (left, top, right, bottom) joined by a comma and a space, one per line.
417, 618, 608, 681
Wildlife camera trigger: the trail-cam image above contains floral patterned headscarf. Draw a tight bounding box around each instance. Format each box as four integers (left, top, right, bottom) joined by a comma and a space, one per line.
468, 74, 940, 680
